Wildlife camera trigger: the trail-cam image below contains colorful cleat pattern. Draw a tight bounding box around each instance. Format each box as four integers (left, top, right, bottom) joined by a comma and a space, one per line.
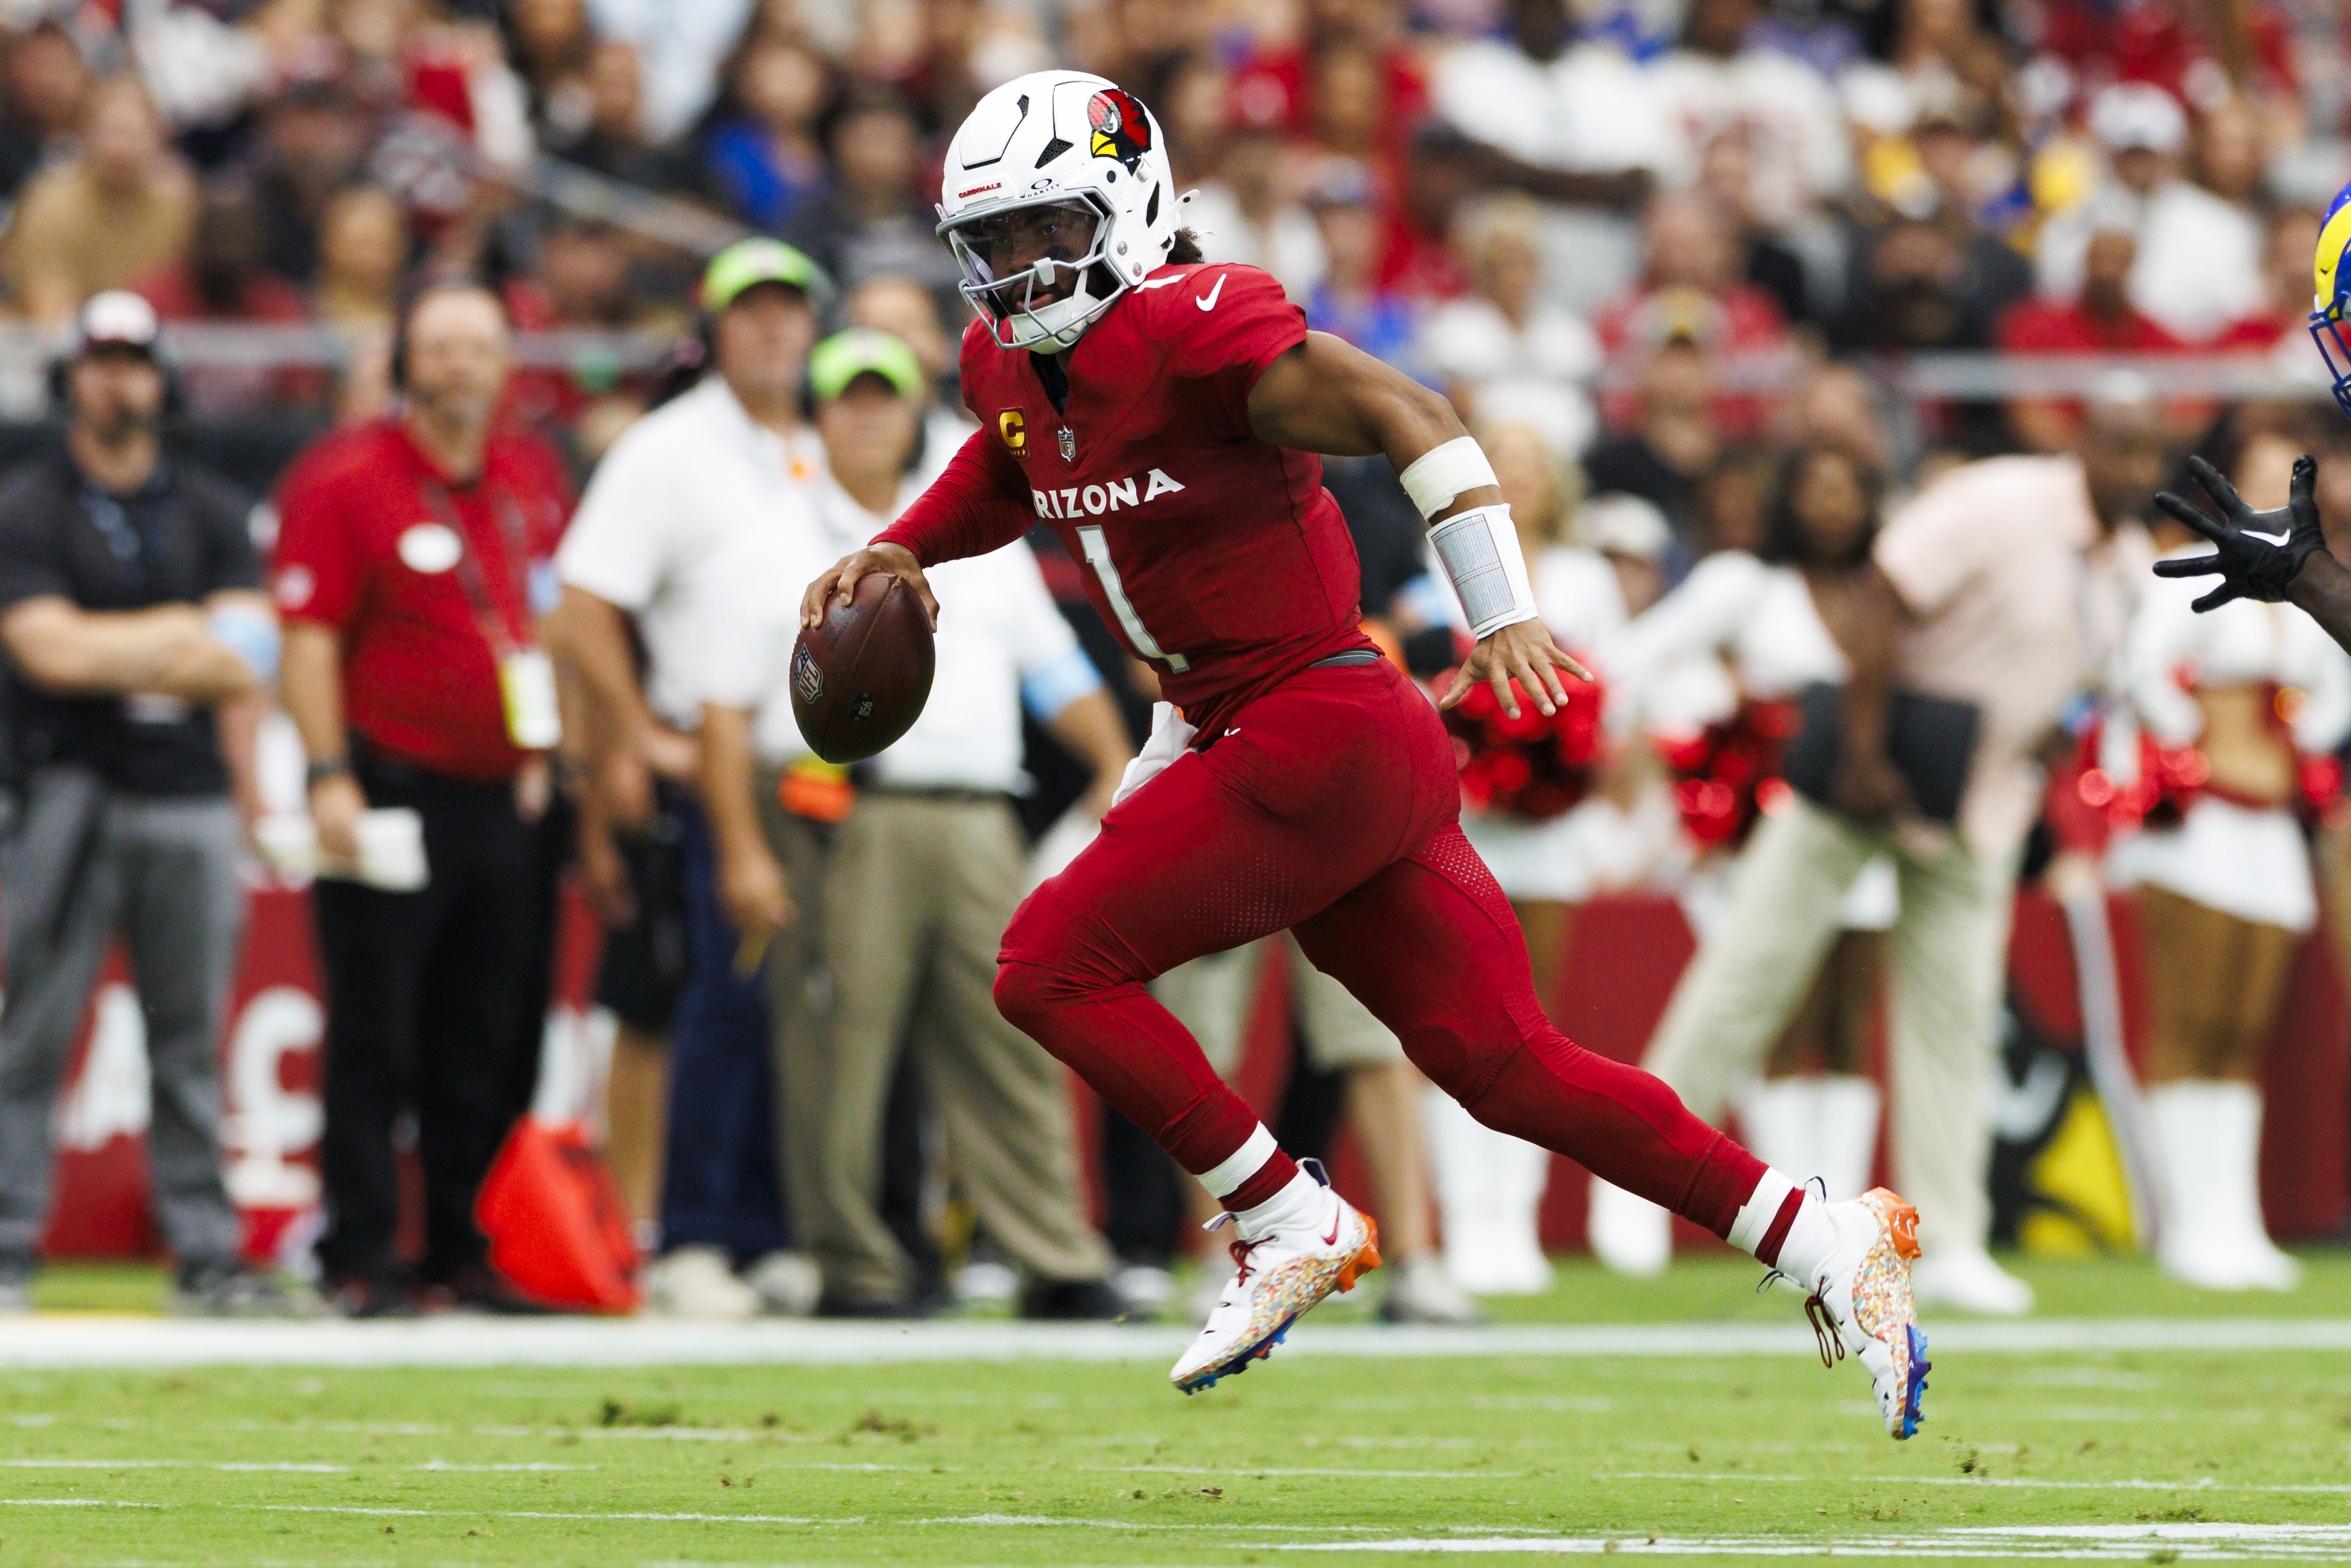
1170, 1202, 1380, 1394
1800, 1186, 1930, 1440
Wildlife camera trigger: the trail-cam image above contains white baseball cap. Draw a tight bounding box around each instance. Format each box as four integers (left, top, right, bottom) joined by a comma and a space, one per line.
71, 290, 162, 357
2089, 84, 2186, 155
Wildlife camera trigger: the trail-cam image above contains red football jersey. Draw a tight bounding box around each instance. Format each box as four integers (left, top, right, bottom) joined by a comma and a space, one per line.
877, 262, 1373, 735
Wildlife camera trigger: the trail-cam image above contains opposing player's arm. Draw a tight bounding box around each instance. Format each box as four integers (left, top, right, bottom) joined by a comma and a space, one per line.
803, 428, 1035, 631
1246, 331, 1590, 718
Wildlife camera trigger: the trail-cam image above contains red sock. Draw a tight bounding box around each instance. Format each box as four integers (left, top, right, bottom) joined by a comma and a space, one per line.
1220, 1150, 1301, 1212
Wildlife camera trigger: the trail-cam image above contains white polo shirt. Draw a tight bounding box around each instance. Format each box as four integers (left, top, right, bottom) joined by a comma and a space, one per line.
695, 472, 1100, 786
555, 376, 825, 731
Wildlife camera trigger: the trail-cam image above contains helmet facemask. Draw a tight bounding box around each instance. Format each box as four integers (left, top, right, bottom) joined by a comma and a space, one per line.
941, 193, 1120, 351
2311, 300, 2351, 421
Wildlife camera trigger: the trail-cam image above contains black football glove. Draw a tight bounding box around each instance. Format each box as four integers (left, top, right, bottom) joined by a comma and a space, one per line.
2150, 453, 2324, 612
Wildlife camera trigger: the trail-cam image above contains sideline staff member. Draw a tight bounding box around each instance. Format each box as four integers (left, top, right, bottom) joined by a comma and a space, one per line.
274, 283, 572, 1316
0, 292, 280, 1316
550, 239, 832, 1320
699, 330, 1127, 1316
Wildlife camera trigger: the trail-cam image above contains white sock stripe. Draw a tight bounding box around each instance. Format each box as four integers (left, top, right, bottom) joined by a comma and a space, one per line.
1727, 1168, 1797, 1258
1196, 1124, 1279, 1200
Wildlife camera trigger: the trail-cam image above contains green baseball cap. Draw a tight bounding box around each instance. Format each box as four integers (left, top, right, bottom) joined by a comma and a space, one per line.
808, 329, 926, 405
701, 238, 833, 313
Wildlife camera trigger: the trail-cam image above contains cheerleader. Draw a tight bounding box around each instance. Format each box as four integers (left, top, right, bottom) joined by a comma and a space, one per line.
1423, 423, 1670, 1296
2114, 431, 2351, 1291
1587, 441, 1895, 1273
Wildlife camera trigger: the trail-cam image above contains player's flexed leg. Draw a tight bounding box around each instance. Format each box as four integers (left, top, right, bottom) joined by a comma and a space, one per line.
800, 69, 1928, 1438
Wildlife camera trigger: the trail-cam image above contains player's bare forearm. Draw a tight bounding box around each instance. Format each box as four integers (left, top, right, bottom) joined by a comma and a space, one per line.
2288, 551, 2351, 656
1246, 334, 1499, 522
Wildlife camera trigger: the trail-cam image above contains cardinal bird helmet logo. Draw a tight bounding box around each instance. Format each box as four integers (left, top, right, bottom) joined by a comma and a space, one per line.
1087, 88, 1152, 172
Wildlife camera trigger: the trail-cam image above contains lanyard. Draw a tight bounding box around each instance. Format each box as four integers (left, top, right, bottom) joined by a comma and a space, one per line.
418, 478, 533, 658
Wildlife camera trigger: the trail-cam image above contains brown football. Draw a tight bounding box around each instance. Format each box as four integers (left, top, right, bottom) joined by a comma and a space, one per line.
790, 572, 936, 764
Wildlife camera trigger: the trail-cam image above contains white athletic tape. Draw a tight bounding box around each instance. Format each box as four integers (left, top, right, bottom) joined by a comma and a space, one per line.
1725, 1168, 1795, 1258
1196, 1123, 1279, 1199
1428, 504, 1540, 639
1397, 437, 1498, 519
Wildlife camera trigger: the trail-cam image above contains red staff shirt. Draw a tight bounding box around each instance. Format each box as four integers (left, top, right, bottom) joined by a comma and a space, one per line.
272, 418, 572, 780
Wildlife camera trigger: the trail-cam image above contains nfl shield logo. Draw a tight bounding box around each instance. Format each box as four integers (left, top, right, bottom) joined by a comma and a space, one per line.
1057, 426, 1076, 462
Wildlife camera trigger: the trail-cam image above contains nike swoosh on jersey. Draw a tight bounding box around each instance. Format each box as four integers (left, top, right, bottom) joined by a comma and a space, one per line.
1196, 274, 1225, 311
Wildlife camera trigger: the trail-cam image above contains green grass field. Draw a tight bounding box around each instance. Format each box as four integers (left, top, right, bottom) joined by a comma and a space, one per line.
6, 1254, 2351, 1565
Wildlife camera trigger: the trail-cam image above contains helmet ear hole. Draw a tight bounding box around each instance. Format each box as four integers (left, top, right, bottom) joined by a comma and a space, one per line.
1146, 183, 1160, 228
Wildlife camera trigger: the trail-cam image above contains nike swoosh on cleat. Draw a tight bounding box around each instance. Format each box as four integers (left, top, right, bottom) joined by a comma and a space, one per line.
1321, 1217, 1341, 1246
1196, 275, 1225, 311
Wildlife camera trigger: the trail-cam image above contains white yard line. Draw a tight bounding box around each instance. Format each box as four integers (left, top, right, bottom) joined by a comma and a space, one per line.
1605, 1470, 2351, 1494
2, 1315, 2350, 1368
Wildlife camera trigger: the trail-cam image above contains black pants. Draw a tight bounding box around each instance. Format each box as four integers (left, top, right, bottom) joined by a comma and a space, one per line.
313, 749, 536, 1285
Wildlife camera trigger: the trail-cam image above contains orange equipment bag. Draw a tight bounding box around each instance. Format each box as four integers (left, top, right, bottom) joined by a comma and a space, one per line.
475, 1116, 641, 1314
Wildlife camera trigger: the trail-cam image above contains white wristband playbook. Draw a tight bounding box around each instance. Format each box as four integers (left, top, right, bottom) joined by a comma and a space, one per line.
1400, 438, 1541, 640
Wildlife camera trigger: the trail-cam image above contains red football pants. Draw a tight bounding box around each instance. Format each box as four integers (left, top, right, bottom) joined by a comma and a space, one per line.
994, 660, 1765, 1238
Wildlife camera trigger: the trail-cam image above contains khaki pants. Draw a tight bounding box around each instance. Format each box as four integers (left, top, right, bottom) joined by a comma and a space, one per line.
770, 788, 1109, 1304
1644, 798, 2016, 1256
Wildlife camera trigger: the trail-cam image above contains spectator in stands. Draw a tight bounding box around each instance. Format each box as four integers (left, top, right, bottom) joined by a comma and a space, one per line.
2037, 0, 2301, 140
245, 81, 375, 288
1186, 83, 1328, 300
0, 21, 87, 203
6, 76, 196, 324
312, 185, 412, 331
563, 40, 684, 192
787, 88, 960, 323
506, 0, 598, 145
1695, 126, 1814, 329
1832, 208, 2030, 376
135, 175, 317, 420
701, 330, 1129, 1317
274, 283, 574, 1317
1649, 0, 1852, 230
549, 239, 830, 1322
1595, 192, 1790, 439
1417, 194, 1600, 458
1998, 228, 2182, 452
585, 0, 752, 145
1303, 157, 1420, 369
2214, 205, 2324, 355
2037, 84, 2263, 346
0, 294, 282, 1318
1430, 0, 1670, 181
701, 33, 832, 231
1584, 337, 1723, 543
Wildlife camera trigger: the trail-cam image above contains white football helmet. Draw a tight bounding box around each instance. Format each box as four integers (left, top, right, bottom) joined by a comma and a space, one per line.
936, 70, 1180, 351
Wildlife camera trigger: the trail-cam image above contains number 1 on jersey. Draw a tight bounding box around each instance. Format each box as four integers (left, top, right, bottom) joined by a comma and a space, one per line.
1076, 524, 1189, 673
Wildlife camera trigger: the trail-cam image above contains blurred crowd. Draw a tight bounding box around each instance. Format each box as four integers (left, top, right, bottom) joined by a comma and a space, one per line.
0, 0, 2344, 1319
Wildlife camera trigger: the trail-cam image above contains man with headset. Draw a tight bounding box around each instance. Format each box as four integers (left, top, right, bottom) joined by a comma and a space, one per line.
547, 239, 829, 1319
0, 291, 283, 1316
275, 282, 574, 1316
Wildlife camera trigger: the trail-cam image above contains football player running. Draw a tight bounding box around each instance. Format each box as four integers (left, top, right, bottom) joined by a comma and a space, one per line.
801, 71, 1929, 1437
2154, 179, 2351, 638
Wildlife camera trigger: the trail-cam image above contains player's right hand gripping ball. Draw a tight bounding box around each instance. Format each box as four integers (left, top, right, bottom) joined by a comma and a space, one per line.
790, 573, 936, 764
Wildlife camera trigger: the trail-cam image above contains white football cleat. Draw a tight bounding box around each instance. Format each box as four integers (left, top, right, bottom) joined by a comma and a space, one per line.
1785, 1187, 1930, 1441
1170, 1166, 1380, 1393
